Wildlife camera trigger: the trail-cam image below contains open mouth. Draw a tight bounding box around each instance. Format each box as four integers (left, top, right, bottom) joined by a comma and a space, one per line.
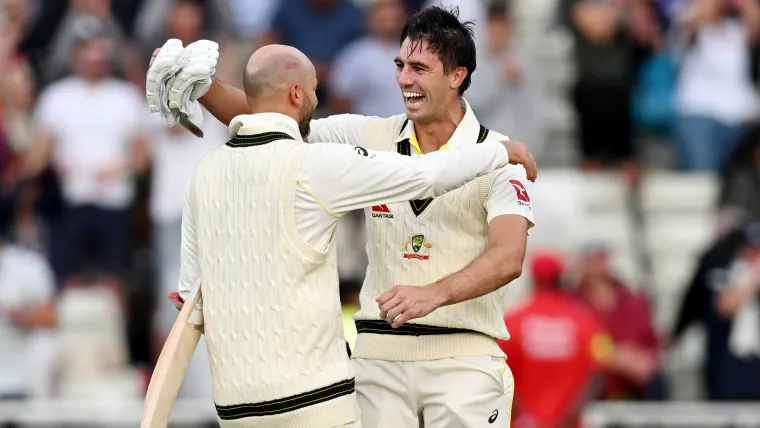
403, 91, 425, 106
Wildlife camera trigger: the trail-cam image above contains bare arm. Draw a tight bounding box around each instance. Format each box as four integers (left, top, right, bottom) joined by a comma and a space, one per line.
739, 0, 760, 45
198, 77, 250, 127
22, 132, 53, 178
716, 274, 760, 319
10, 302, 56, 329
131, 135, 150, 174
431, 215, 528, 306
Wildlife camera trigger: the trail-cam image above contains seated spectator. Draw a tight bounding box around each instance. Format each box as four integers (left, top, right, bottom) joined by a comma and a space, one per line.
573, 243, 664, 400
0, 213, 58, 403
500, 249, 613, 428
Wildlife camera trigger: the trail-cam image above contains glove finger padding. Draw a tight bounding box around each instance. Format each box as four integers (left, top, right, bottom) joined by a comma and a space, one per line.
146, 39, 184, 127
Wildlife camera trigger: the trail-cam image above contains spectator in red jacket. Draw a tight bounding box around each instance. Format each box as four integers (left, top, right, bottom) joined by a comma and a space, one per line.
573, 243, 663, 400
500, 249, 613, 428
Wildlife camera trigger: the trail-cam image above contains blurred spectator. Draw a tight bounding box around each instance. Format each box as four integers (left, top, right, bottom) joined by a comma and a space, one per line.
24, 31, 149, 299
671, 0, 760, 171
499, 249, 613, 428
329, 0, 406, 116
263, 0, 364, 106
227, 0, 282, 43
43, 0, 130, 85
707, 222, 760, 400
424, 0, 501, 119
719, 122, 760, 223
474, 2, 547, 159
573, 243, 664, 400
672, 221, 754, 399
134, 0, 236, 67
0, 228, 58, 403
559, 0, 658, 183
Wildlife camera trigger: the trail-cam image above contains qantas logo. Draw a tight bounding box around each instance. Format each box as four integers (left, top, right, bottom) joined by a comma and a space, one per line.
509, 179, 531, 206
371, 205, 393, 219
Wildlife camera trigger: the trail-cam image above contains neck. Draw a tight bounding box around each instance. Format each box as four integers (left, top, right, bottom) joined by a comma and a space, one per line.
248, 99, 299, 123
414, 98, 465, 153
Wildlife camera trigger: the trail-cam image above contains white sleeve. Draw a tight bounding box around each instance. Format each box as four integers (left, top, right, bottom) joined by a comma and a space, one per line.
33, 88, 60, 134
306, 114, 374, 145
299, 141, 510, 217
484, 166, 535, 227
178, 177, 201, 302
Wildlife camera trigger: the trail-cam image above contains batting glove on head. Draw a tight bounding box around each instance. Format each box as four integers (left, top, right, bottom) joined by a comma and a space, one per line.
145, 39, 184, 127
169, 40, 219, 138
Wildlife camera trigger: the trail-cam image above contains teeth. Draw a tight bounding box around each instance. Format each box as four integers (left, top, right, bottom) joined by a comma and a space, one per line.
403, 92, 424, 99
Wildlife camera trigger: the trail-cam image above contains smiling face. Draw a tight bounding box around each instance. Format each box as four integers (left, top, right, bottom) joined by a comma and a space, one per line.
395, 37, 466, 124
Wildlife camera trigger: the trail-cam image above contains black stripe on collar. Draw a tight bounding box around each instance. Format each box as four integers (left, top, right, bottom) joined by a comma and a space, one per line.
477, 125, 490, 143
226, 131, 295, 148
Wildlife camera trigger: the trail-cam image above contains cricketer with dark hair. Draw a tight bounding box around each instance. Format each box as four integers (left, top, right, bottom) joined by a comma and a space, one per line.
148, 5, 536, 427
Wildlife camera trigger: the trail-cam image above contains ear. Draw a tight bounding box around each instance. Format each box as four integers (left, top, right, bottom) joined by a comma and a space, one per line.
450, 66, 468, 91
289, 84, 302, 108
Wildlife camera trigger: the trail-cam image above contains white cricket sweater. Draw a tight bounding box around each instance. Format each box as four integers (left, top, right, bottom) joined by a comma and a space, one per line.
186, 137, 357, 428
177, 112, 515, 426
308, 99, 536, 361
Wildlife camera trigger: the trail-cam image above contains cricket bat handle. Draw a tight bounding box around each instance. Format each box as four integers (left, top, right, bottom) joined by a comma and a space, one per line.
141, 285, 203, 428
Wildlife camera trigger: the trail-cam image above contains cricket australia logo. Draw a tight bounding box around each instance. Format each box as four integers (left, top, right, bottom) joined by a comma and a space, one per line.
402, 234, 432, 260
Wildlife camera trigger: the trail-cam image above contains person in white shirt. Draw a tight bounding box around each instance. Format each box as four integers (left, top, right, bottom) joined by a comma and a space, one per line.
150, 5, 537, 427
25, 31, 149, 300
0, 233, 58, 402
173, 44, 534, 428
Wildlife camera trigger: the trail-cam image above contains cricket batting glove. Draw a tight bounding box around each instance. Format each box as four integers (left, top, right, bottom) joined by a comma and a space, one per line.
168, 40, 219, 138
145, 39, 184, 127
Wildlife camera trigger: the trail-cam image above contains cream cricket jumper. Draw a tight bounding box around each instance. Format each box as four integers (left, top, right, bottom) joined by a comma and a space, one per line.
308, 99, 536, 361
178, 112, 514, 426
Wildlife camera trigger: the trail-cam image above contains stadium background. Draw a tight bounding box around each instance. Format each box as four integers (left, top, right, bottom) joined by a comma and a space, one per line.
2, 0, 760, 426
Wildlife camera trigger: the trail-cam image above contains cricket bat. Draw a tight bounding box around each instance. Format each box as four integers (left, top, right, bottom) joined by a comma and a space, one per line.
141, 284, 204, 428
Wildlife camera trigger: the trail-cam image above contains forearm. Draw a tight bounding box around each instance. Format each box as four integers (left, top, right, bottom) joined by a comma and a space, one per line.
13, 302, 56, 329
716, 281, 760, 318
740, 0, 760, 42
199, 76, 249, 126
430, 245, 523, 307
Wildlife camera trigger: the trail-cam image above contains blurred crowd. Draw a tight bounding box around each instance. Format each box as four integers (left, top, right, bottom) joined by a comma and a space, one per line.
3, 0, 760, 425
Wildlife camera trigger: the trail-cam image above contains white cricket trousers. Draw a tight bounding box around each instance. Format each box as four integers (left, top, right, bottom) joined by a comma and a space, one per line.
354, 356, 514, 428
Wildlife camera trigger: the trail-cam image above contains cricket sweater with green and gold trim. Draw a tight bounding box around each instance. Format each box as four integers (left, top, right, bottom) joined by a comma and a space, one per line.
178, 112, 517, 426
183, 120, 357, 428
308, 98, 536, 361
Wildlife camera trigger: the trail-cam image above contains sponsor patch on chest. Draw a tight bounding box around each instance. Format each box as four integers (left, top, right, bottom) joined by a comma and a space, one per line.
370, 204, 394, 219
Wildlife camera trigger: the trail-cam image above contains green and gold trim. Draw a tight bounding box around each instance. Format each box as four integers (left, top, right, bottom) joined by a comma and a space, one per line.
215, 378, 355, 420
355, 320, 477, 336
226, 131, 295, 148
397, 124, 490, 217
